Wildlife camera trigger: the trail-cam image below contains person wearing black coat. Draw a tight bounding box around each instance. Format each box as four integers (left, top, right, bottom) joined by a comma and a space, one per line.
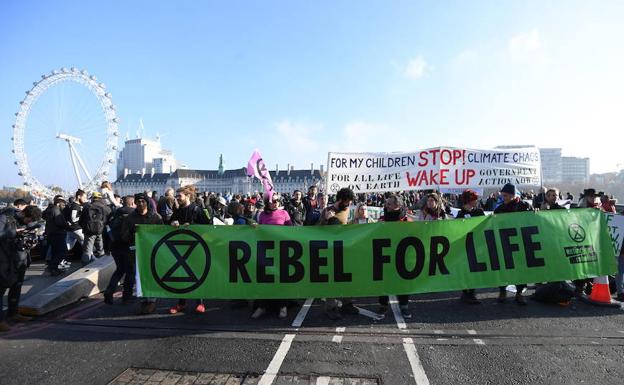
493, 183, 533, 305
44, 195, 70, 275
455, 190, 486, 305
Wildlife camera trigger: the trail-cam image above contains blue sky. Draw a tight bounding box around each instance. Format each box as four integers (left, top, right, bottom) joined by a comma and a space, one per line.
1, 1, 623, 190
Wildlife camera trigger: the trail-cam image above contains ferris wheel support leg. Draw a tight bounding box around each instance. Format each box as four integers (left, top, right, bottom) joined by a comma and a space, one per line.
67, 142, 83, 189
69, 142, 93, 182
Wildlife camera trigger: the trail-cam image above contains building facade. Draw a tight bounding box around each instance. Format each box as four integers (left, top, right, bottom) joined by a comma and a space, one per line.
561, 157, 590, 183
539, 148, 563, 184
114, 167, 324, 197
116, 137, 179, 178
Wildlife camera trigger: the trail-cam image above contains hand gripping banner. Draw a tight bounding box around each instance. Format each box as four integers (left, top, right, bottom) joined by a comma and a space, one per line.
136, 209, 615, 299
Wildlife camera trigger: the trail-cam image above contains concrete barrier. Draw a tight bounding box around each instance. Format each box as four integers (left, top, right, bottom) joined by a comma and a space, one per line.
19, 255, 116, 316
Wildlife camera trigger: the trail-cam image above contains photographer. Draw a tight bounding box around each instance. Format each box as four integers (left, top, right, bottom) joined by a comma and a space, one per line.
44, 195, 70, 276
1, 205, 42, 332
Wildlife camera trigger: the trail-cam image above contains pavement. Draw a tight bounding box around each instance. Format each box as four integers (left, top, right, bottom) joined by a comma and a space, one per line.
3, 271, 624, 385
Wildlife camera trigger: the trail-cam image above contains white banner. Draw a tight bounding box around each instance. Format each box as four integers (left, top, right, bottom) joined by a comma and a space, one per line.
605, 213, 624, 256
326, 147, 541, 194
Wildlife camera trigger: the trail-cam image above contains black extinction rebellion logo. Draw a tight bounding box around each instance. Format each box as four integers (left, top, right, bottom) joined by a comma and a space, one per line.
568, 223, 586, 243
151, 229, 211, 294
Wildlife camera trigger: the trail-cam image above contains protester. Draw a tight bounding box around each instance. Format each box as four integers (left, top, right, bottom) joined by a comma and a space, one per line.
121, 192, 163, 315
103, 195, 136, 305
168, 186, 211, 315
455, 189, 485, 304
64, 189, 87, 264
319, 188, 356, 320
252, 193, 292, 319
303, 185, 320, 225
229, 201, 255, 225
285, 190, 306, 226
378, 194, 412, 318
243, 200, 257, 223
578, 189, 600, 209
419, 193, 448, 221
44, 195, 69, 276
79, 192, 112, 266
540, 188, 565, 210
101, 181, 122, 209
157, 188, 177, 223
600, 194, 617, 213
213, 196, 228, 223
0, 205, 42, 331
493, 183, 533, 305
350, 202, 375, 224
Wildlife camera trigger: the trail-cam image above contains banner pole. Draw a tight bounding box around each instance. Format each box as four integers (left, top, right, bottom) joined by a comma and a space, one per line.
325, 152, 331, 195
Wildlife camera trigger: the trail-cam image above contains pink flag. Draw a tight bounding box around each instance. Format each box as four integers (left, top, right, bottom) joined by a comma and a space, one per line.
247, 150, 275, 200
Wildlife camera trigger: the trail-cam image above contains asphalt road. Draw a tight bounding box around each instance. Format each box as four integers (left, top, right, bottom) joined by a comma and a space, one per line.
2, 289, 624, 385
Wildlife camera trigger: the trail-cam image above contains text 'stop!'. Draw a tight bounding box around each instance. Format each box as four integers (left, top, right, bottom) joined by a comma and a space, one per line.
326, 147, 542, 194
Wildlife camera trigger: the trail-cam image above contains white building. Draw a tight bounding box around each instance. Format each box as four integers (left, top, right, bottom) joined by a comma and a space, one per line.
539, 148, 563, 184
116, 136, 179, 178
562, 157, 590, 183
114, 165, 324, 197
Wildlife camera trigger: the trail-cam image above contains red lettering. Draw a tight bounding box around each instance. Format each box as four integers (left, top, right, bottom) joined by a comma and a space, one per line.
418, 151, 429, 167
452, 150, 463, 165
439, 169, 449, 185
429, 149, 440, 165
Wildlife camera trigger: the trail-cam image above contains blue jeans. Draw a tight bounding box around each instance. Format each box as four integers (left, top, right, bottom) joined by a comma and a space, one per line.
615, 256, 624, 294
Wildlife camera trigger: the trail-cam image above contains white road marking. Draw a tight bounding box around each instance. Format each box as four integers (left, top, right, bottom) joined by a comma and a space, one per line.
389, 295, 407, 330
467, 330, 485, 345
258, 334, 296, 385
332, 327, 346, 343
433, 330, 444, 334
355, 306, 385, 320
403, 338, 430, 385
291, 298, 314, 328
316, 377, 330, 385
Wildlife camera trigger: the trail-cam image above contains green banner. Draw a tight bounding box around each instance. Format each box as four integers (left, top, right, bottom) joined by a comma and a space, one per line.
135, 209, 616, 299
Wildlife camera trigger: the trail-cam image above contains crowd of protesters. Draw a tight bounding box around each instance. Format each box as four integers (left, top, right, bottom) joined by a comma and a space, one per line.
1, 179, 622, 331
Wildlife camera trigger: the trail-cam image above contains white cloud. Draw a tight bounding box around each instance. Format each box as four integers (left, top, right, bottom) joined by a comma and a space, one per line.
508, 29, 541, 58
404, 56, 430, 80
274, 119, 324, 152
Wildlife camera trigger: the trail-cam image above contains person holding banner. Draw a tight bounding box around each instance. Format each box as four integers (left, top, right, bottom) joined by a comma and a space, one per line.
251, 193, 292, 319
350, 203, 375, 225
168, 186, 212, 315
121, 193, 163, 315
456, 189, 485, 305
494, 183, 533, 305
419, 193, 448, 221
319, 188, 357, 320
540, 188, 565, 211
378, 194, 413, 319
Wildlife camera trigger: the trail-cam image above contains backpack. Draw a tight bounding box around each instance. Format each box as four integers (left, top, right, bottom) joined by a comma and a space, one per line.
109, 210, 129, 243
531, 282, 575, 304
80, 204, 106, 235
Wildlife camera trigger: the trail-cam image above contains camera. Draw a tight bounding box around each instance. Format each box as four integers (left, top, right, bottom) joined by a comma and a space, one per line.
15, 221, 44, 251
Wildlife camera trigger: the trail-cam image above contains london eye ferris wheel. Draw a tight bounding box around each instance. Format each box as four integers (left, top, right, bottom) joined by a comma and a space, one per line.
11, 68, 120, 199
